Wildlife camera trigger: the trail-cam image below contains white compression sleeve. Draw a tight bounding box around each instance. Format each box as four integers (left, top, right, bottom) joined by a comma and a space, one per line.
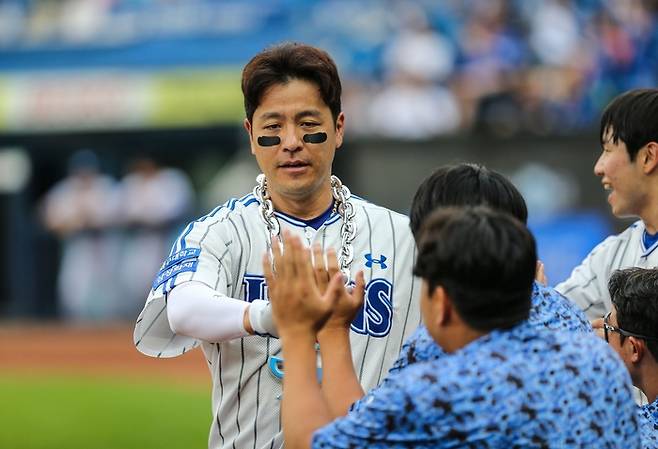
248, 299, 278, 337
167, 281, 250, 342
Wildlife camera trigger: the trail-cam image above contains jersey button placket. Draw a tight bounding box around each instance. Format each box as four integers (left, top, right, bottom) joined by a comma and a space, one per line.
304, 227, 314, 246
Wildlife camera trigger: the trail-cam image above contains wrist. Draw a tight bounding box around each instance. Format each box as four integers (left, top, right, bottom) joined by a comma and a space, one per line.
317, 325, 350, 343
243, 306, 254, 335
279, 326, 318, 344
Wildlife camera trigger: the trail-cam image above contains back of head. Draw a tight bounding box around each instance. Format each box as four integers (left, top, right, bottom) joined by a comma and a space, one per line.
241, 42, 342, 124
410, 163, 528, 240
414, 206, 536, 332
600, 89, 658, 160
68, 149, 100, 175
609, 267, 658, 360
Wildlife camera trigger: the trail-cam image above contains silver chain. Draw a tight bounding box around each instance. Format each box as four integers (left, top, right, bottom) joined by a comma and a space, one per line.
253, 174, 356, 285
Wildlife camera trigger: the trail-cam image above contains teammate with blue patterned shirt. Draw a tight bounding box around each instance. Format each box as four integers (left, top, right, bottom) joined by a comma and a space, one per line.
133, 43, 420, 449
603, 267, 658, 449
389, 164, 591, 377
266, 206, 639, 448
557, 89, 658, 319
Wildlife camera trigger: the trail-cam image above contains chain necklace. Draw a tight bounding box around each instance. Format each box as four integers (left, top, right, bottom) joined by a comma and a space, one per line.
253, 173, 356, 285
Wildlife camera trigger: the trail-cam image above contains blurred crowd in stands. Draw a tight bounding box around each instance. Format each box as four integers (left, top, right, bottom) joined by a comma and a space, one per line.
1, 0, 658, 139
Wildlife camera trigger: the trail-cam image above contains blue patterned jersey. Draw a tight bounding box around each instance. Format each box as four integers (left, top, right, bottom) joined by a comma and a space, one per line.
386, 282, 591, 376
313, 324, 639, 448
640, 398, 658, 449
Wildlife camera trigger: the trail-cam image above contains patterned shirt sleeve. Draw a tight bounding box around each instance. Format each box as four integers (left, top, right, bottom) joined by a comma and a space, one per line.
640, 399, 658, 449
529, 282, 592, 333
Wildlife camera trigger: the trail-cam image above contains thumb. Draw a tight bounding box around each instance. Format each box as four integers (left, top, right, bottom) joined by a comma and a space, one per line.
325, 272, 345, 307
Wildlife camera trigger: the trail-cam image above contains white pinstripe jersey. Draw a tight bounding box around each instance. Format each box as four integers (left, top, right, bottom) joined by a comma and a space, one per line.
133, 192, 421, 449
556, 220, 658, 319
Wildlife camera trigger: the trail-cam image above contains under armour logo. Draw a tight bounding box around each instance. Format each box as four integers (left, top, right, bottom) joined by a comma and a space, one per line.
365, 253, 387, 269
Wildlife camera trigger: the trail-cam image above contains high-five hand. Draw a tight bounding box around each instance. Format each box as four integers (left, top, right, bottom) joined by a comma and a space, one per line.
263, 231, 342, 337
317, 246, 365, 333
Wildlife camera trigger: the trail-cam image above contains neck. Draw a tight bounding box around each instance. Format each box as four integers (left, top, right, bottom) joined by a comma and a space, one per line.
440, 326, 486, 353
640, 183, 658, 233
268, 180, 334, 220
638, 362, 658, 404
642, 210, 658, 234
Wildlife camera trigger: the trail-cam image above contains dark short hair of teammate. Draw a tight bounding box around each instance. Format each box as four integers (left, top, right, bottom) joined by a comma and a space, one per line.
409, 163, 528, 240
241, 42, 342, 124
608, 267, 658, 360
600, 89, 658, 161
414, 206, 536, 331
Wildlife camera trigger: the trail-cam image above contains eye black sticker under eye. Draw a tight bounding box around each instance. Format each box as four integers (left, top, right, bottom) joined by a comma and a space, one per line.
257, 136, 281, 147
303, 132, 327, 144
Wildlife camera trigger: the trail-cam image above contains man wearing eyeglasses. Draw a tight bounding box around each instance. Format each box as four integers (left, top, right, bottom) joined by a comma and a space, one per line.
603, 267, 658, 449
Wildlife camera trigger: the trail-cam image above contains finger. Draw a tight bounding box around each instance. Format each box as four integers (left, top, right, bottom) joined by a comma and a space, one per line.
280, 231, 297, 277
591, 318, 604, 329
296, 240, 316, 283
352, 270, 366, 307
535, 261, 547, 285
326, 247, 340, 278
325, 271, 346, 310
262, 253, 276, 299
271, 234, 285, 277
312, 244, 330, 291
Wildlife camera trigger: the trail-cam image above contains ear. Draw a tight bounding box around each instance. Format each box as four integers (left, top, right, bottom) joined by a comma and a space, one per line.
641, 142, 658, 174
430, 285, 452, 327
334, 112, 345, 150
627, 337, 645, 364
244, 118, 256, 155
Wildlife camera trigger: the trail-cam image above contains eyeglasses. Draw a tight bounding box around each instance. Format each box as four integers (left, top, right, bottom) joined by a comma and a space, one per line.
603, 312, 658, 343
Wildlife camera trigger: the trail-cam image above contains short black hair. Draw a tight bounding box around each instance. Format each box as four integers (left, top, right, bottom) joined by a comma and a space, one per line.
413, 206, 536, 332
410, 163, 528, 240
241, 42, 342, 124
609, 267, 658, 360
600, 89, 658, 161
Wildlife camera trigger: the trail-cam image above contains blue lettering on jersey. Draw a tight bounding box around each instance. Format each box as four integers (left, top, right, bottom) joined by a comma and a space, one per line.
243, 274, 269, 303
351, 278, 393, 337
152, 259, 198, 290
364, 253, 387, 269
160, 248, 201, 271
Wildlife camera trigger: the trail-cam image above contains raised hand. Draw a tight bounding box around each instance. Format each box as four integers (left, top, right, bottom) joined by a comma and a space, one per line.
263, 231, 339, 337
316, 246, 365, 333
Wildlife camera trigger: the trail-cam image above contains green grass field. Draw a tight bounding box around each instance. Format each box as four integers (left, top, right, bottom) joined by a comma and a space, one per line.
0, 374, 210, 449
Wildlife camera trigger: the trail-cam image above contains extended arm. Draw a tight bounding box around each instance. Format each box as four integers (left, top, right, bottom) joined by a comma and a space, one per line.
167, 281, 278, 341
311, 245, 366, 418
264, 233, 340, 449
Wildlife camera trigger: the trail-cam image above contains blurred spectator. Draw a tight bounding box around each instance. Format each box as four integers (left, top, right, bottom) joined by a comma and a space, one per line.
115, 156, 194, 319
3, 0, 658, 137
41, 150, 120, 321
366, 5, 461, 139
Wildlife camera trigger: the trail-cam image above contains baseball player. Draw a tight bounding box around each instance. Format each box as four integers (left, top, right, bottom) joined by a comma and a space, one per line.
556, 89, 658, 319
266, 207, 640, 449
133, 42, 420, 449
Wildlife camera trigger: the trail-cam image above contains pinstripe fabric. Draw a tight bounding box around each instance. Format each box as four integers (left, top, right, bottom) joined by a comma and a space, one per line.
133, 194, 420, 449
556, 220, 658, 319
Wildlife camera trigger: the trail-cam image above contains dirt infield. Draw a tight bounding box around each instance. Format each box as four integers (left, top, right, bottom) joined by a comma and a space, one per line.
0, 321, 209, 386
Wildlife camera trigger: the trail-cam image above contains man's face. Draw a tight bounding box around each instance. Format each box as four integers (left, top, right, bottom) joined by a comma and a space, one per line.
244, 78, 344, 202
602, 308, 635, 374
594, 127, 647, 218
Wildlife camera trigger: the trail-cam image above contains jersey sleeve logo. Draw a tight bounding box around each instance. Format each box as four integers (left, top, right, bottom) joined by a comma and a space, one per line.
152, 259, 198, 289
364, 253, 387, 269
